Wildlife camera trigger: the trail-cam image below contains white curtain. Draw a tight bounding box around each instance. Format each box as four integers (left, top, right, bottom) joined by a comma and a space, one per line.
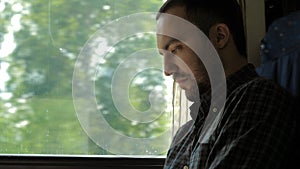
171, 82, 192, 137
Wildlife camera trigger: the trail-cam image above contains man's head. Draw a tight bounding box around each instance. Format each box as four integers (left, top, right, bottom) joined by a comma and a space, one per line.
156, 0, 247, 101
157, 0, 246, 57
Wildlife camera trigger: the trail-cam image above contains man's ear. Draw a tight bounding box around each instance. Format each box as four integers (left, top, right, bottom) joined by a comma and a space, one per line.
208, 23, 230, 49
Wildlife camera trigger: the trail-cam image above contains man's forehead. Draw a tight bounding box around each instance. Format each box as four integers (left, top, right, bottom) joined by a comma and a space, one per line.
157, 15, 186, 40
156, 6, 187, 32
156, 34, 171, 40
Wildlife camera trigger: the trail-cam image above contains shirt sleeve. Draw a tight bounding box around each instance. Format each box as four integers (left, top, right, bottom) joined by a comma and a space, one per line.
205, 79, 297, 169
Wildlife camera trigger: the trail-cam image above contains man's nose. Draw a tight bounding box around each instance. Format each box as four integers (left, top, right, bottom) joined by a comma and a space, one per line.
164, 71, 172, 76
164, 53, 177, 76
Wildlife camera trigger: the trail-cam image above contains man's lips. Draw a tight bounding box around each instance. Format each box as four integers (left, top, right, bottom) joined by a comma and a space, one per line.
175, 77, 188, 86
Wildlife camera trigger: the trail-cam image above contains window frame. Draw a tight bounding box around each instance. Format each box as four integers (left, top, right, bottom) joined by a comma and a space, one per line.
0, 155, 165, 169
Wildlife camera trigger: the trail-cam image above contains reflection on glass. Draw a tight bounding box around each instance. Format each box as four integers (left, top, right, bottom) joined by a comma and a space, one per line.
0, 0, 170, 155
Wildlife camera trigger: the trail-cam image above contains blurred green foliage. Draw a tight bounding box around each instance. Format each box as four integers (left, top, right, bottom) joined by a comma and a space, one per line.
0, 0, 170, 155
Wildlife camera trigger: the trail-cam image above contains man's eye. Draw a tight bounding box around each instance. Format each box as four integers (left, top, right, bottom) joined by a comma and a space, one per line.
170, 45, 181, 54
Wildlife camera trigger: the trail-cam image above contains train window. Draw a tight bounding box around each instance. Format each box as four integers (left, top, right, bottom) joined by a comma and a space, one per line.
0, 0, 170, 168
2, 0, 296, 168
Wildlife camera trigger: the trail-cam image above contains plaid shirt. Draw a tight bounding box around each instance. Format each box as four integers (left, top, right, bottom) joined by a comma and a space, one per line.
164, 64, 297, 169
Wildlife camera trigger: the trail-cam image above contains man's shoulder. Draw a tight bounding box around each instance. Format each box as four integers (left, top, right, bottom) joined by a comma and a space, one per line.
174, 120, 194, 138
228, 76, 295, 116
236, 76, 291, 97
171, 120, 194, 147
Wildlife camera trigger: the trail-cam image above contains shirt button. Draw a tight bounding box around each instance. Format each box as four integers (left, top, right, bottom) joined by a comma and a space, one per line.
183, 166, 189, 169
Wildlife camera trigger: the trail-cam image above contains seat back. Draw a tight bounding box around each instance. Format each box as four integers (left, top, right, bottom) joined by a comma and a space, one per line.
256, 11, 300, 101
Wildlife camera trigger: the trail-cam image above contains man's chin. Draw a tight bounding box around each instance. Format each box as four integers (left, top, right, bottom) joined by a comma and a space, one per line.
184, 83, 210, 102
184, 88, 200, 102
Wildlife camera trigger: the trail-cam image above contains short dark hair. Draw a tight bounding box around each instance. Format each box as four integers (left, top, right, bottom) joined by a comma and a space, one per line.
157, 0, 247, 58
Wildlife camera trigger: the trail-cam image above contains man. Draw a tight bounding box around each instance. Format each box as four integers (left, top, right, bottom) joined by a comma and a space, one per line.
156, 0, 297, 168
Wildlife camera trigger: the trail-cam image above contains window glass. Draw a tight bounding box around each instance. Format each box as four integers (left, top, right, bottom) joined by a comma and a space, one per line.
0, 0, 172, 156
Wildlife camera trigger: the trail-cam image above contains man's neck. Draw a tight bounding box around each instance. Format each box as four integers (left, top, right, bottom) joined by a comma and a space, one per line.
221, 52, 248, 77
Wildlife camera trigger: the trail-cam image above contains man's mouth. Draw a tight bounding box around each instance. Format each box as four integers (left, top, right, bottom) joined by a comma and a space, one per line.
175, 77, 188, 87
175, 77, 187, 83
